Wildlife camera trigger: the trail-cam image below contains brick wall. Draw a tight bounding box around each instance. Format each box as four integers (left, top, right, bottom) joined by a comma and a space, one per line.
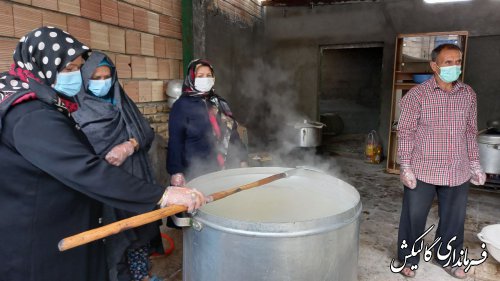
209, 0, 262, 25
0, 0, 183, 139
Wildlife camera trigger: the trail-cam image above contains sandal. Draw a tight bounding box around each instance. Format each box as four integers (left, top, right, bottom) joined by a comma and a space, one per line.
443, 266, 467, 279
400, 266, 416, 278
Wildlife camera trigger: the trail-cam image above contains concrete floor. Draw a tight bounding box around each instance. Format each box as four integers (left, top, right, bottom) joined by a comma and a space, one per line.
150, 135, 500, 281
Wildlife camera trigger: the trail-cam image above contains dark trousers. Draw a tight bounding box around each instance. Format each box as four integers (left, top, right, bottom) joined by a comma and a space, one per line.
397, 180, 469, 266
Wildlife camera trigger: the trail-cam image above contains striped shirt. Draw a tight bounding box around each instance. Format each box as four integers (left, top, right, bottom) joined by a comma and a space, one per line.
397, 77, 480, 186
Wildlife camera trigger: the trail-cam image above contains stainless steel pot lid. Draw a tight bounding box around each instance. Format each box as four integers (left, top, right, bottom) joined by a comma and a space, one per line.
478, 132, 500, 145
293, 120, 325, 129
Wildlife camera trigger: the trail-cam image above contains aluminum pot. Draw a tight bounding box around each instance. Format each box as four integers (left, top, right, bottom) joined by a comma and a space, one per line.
166, 79, 183, 108
175, 167, 362, 281
477, 224, 500, 263
478, 132, 500, 174
293, 120, 326, 147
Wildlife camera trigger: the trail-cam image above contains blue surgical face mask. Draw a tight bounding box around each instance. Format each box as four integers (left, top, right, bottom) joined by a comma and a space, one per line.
88, 78, 113, 97
437, 65, 461, 83
54, 70, 82, 97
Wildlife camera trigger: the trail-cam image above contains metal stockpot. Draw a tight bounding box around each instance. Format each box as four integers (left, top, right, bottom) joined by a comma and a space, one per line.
166, 79, 183, 108
174, 167, 361, 281
293, 120, 326, 147
478, 132, 500, 174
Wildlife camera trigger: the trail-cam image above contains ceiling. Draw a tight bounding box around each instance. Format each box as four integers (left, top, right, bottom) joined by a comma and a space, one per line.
261, 0, 379, 7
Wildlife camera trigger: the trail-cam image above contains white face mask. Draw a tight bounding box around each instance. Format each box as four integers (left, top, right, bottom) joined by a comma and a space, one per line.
194, 77, 215, 92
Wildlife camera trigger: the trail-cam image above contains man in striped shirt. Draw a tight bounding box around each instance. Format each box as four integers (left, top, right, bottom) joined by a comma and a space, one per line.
396, 43, 486, 279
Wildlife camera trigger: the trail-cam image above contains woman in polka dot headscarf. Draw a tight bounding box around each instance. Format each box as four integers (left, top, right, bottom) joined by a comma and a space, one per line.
0, 26, 90, 121
0, 27, 209, 281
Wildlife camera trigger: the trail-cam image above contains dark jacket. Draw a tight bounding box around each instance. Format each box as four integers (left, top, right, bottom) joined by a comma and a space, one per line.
167, 95, 247, 179
0, 100, 164, 281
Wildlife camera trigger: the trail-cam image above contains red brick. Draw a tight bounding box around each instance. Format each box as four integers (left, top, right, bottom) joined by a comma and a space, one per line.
131, 56, 147, 78
159, 15, 181, 39
32, 0, 58, 11
154, 36, 166, 58
109, 26, 125, 53
58, 0, 81, 16
0, 38, 17, 72
0, 2, 15, 37
13, 5, 43, 38
80, 0, 101, 21
125, 30, 141, 55
133, 7, 148, 33
115, 54, 131, 79
101, 0, 119, 25
123, 80, 139, 102
67, 16, 91, 46
42, 10, 67, 31
118, 2, 134, 29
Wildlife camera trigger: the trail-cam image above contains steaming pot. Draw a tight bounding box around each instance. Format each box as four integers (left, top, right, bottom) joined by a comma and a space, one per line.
478, 130, 500, 174
293, 120, 326, 147
175, 167, 361, 281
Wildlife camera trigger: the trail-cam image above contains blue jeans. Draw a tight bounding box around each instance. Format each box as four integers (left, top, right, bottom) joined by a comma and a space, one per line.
397, 180, 469, 267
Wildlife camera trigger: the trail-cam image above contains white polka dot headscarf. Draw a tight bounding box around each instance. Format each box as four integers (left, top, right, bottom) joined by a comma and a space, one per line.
13, 26, 90, 85
0, 26, 90, 131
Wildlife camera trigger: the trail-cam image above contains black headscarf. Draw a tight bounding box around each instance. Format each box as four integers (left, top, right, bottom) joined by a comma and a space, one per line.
0, 26, 89, 133
72, 51, 159, 281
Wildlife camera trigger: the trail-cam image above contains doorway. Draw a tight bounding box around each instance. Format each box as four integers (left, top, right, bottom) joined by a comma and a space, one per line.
319, 44, 384, 135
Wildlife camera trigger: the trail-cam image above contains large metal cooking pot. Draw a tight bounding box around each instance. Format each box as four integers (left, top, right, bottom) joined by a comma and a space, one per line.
175, 167, 361, 281
478, 131, 500, 174
166, 79, 183, 107
293, 120, 326, 147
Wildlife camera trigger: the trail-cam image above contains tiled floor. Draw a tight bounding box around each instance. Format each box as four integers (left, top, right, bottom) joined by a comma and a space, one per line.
151, 136, 500, 281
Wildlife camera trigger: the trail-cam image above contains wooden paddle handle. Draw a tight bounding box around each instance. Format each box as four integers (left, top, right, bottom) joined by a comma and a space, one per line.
58, 172, 287, 252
